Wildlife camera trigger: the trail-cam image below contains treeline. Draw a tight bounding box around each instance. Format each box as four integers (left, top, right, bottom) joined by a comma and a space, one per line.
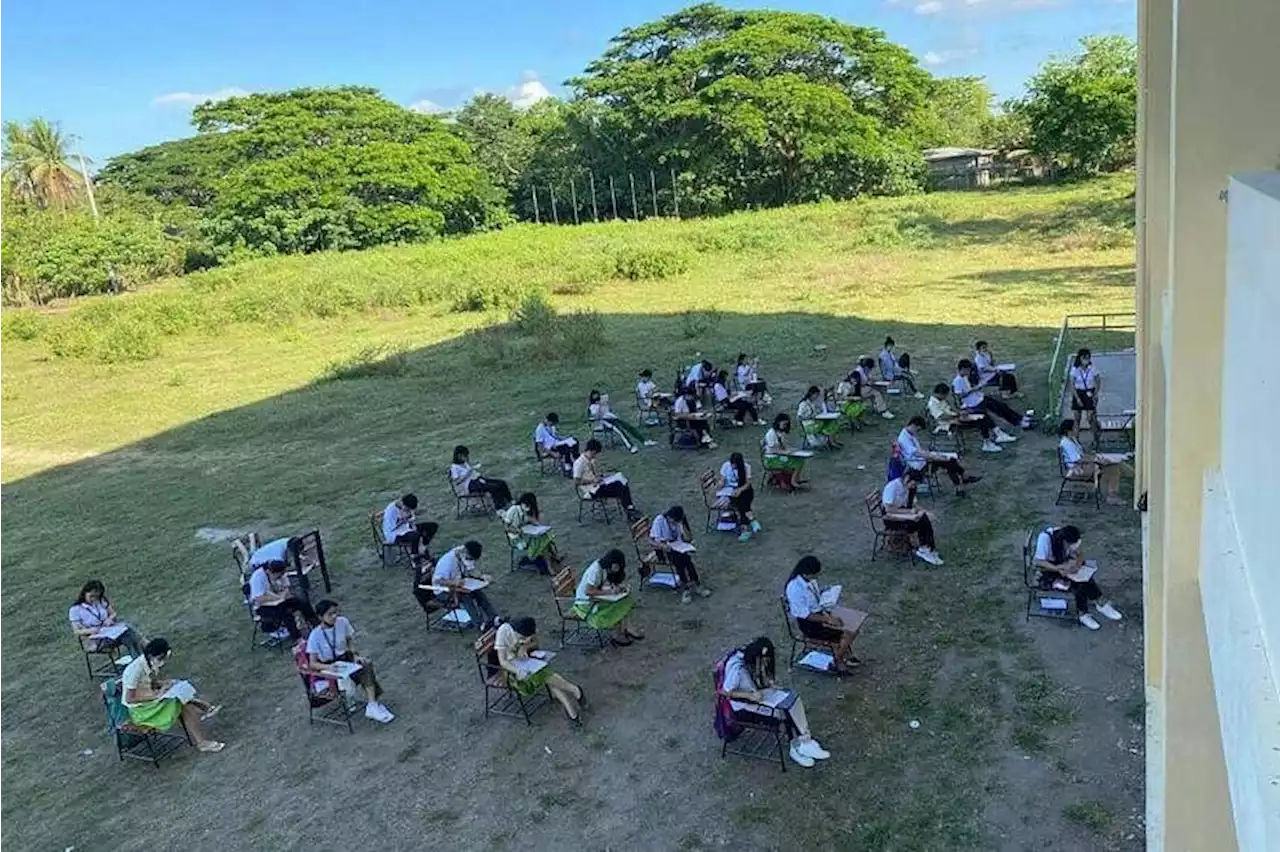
0, 3, 1136, 305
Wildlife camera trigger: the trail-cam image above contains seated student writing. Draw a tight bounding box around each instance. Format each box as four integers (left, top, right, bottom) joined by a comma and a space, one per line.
973, 341, 1019, 397
953, 360, 1022, 429
494, 616, 585, 725
588, 390, 654, 453
832, 371, 870, 425
683, 359, 715, 394
712, 370, 760, 427
720, 636, 832, 768
927, 383, 1016, 454
783, 556, 866, 674
1033, 525, 1123, 631
430, 541, 500, 627
249, 538, 318, 641
735, 353, 771, 404
649, 506, 712, 604
121, 637, 224, 753
878, 336, 923, 398
449, 445, 512, 511
854, 357, 895, 419
574, 549, 645, 646
573, 439, 640, 519
70, 580, 144, 661
882, 471, 945, 565
381, 493, 438, 560
797, 385, 843, 449
762, 413, 807, 491
535, 412, 580, 475
718, 452, 762, 542
306, 599, 395, 723
502, 491, 561, 574
897, 416, 982, 497
635, 369, 671, 421
1069, 348, 1100, 431
673, 388, 717, 449
1058, 419, 1134, 505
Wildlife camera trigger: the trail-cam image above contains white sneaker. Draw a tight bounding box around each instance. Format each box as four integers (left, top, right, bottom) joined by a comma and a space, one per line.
924, 549, 945, 566
707, 441, 718, 449
994, 430, 1018, 443
913, 392, 925, 400
881, 411, 895, 420
915, 546, 937, 565
365, 702, 395, 723
643, 440, 657, 447
629, 445, 639, 454
1079, 613, 1101, 631
798, 738, 831, 760
981, 440, 1003, 453
789, 743, 815, 767
1097, 602, 1123, 621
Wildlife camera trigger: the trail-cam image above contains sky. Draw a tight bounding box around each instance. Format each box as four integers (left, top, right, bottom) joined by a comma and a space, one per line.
0, 0, 1134, 164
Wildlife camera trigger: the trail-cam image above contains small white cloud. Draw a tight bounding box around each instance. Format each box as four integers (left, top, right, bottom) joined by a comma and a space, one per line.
152, 87, 249, 108
409, 99, 446, 114
507, 74, 551, 109
923, 47, 980, 65
915, 1, 945, 14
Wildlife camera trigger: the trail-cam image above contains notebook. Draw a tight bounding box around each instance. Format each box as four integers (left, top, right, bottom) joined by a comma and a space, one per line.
595, 591, 629, 602
820, 584, 842, 608
761, 688, 797, 710
1097, 453, 1133, 465
602, 473, 628, 485
462, 578, 491, 592
324, 661, 363, 678
529, 650, 556, 662
521, 524, 552, 536
1066, 561, 1098, 583
996, 363, 1017, 372
668, 540, 696, 554
715, 486, 735, 498
159, 680, 197, 703
93, 624, 130, 641
816, 412, 841, 420
509, 657, 548, 680
788, 450, 815, 458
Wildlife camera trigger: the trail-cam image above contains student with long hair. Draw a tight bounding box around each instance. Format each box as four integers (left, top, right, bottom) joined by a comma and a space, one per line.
1069, 348, 1100, 431
783, 556, 864, 673
1058, 420, 1134, 505
973, 340, 1019, 397
306, 599, 394, 723
449, 445, 512, 510
70, 580, 144, 660
718, 451, 762, 542
762, 413, 806, 491
673, 388, 717, 449
381, 493, 438, 558
797, 385, 843, 449
588, 390, 654, 453
574, 549, 645, 646
878, 336, 922, 398
493, 616, 585, 725
952, 360, 1022, 428
735, 353, 771, 404
832, 370, 870, 426
120, 637, 224, 753
896, 416, 981, 497
649, 506, 712, 604
854, 357, 895, 419
502, 491, 561, 573
720, 636, 831, 768
534, 413, 580, 475
1032, 525, 1123, 631
573, 439, 640, 519
712, 369, 760, 426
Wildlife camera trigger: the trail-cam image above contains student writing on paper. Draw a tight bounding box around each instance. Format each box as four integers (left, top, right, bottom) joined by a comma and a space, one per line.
673, 388, 717, 448
120, 638, 224, 753
573, 440, 640, 519
535, 412, 580, 475
573, 549, 644, 646
762, 413, 806, 492
797, 385, 843, 450
953, 360, 1023, 429
784, 557, 864, 673
69, 579, 143, 660
248, 540, 318, 641
431, 541, 500, 627
1069, 348, 1101, 431
720, 637, 831, 768
682, 359, 715, 394
878, 336, 922, 398
1033, 525, 1123, 631
973, 341, 1019, 397
719, 452, 762, 542
449, 445, 512, 510
636, 369, 670, 422
502, 492, 561, 574
588, 389, 652, 453
381, 493, 438, 560
650, 506, 712, 604
896, 417, 982, 496
735, 353, 771, 404
882, 472, 945, 565
832, 371, 870, 426
927, 383, 1016, 454
494, 617, 584, 726
712, 370, 760, 427
1058, 420, 1134, 505
306, 600, 394, 723
854, 357, 895, 419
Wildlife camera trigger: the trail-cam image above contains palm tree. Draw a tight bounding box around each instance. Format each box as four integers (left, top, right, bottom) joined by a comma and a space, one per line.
2, 118, 84, 209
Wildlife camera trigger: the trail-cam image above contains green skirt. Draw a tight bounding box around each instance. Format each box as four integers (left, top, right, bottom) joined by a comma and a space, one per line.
805, 419, 841, 437
512, 665, 553, 697
573, 597, 635, 629
519, 531, 556, 560
764, 453, 805, 472
839, 400, 867, 421
127, 698, 183, 731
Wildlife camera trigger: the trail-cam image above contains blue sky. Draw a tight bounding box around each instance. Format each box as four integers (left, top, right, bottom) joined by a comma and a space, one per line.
1, 0, 1134, 164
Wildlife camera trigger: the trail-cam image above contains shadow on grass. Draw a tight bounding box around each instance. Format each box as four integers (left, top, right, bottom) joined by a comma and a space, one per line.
950, 264, 1135, 290
902, 195, 1136, 248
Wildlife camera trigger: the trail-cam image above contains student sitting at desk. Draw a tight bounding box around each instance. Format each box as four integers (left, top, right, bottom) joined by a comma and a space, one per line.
973, 341, 1019, 397
783, 556, 865, 673
1058, 420, 1134, 505
762, 413, 807, 491
495, 616, 585, 725
636, 369, 670, 420
573, 439, 640, 519
882, 471, 945, 565
896, 416, 981, 497
121, 637, 224, 753
953, 361, 1023, 429
674, 388, 717, 449
588, 390, 654, 453
683, 359, 715, 394
535, 413, 580, 475
854, 357, 895, 419
574, 549, 645, 646
502, 491, 561, 574
449, 445, 512, 511
798, 385, 843, 449
249, 538, 318, 641
70, 580, 144, 661
382, 493, 438, 559
431, 541, 500, 627
878, 336, 922, 398
1033, 525, 1123, 631
927, 383, 1015, 454
735, 353, 772, 404
650, 506, 712, 604
832, 371, 869, 425
306, 599, 394, 723
1069, 348, 1100, 431
718, 452, 762, 542
720, 636, 831, 768
712, 370, 760, 427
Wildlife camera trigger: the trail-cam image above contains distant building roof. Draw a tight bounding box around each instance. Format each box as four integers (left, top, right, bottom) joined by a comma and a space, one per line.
922, 147, 996, 161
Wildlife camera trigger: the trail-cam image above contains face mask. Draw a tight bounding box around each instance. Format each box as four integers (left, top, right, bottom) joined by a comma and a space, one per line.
462, 558, 477, 572
152, 656, 166, 670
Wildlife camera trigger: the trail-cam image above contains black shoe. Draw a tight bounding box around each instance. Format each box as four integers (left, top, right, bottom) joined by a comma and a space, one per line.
610, 636, 633, 647
566, 711, 583, 727
955, 490, 969, 498
625, 630, 645, 641
962, 475, 983, 484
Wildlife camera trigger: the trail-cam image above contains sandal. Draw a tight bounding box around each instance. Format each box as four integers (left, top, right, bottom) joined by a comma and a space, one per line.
610, 636, 633, 647
200, 704, 223, 722
197, 740, 225, 753
625, 630, 646, 641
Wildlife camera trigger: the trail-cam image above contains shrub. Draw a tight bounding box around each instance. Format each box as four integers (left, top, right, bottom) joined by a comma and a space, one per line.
44, 315, 162, 363
553, 310, 607, 358
320, 345, 411, 381
613, 246, 690, 281
511, 292, 556, 335
465, 326, 516, 369
1, 310, 47, 341
679, 308, 723, 340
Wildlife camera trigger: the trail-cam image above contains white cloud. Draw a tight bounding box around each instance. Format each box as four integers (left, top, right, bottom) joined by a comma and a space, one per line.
914, 1, 945, 14
152, 87, 249, 108
409, 99, 447, 114
923, 47, 980, 65
507, 71, 551, 108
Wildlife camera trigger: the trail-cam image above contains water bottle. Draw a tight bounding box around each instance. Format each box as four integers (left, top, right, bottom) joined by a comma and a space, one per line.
1021, 409, 1035, 430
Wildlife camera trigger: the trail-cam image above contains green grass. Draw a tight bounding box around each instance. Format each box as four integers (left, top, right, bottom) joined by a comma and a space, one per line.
0, 176, 1142, 851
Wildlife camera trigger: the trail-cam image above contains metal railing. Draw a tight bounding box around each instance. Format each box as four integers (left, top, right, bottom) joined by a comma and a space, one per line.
1044, 312, 1137, 430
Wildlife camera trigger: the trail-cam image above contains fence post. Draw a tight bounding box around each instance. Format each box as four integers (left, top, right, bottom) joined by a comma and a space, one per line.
671, 168, 679, 217
531, 186, 540, 224
570, 178, 580, 225
649, 170, 659, 218
549, 185, 559, 225
609, 176, 619, 220
589, 172, 599, 222
629, 173, 639, 219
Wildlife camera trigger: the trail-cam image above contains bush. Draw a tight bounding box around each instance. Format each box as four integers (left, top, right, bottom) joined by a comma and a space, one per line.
511, 292, 556, 334
320, 345, 411, 381
465, 326, 517, 369
551, 310, 607, 359
613, 246, 690, 281
679, 308, 723, 340
1, 310, 47, 341
44, 315, 162, 363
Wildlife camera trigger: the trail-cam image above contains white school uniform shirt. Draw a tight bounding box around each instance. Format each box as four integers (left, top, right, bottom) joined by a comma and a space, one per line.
721, 651, 762, 713
382, 501, 410, 544
449, 462, 476, 494
649, 513, 685, 544
926, 395, 955, 421
974, 350, 997, 384
1034, 527, 1078, 565
248, 566, 284, 610
785, 574, 823, 620
952, 374, 984, 409
69, 601, 111, 630
306, 616, 355, 662
763, 428, 786, 454
878, 348, 900, 380
895, 428, 927, 471
719, 459, 750, 489
797, 398, 820, 423
636, 379, 656, 403
882, 477, 911, 510
575, 560, 605, 605
249, 537, 290, 568
1070, 364, 1097, 391
1059, 436, 1085, 466
736, 364, 756, 387
432, 547, 473, 585
673, 395, 694, 414
120, 655, 155, 708
534, 422, 561, 449
713, 382, 730, 403
686, 363, 706, 384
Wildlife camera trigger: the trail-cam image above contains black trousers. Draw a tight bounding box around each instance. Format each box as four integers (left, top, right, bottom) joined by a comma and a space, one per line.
436, 588, 499, 625
893, 354, 918, 393
552, 443, 579, 466
1046, 572, 1103, 613
732, 707, 798, 738
726, 399, 759, 423
746, 380, 768, 395
730, 485, 755, 517
678, 417, 711, 439
959, 413, 994, 440
974, 396, 1021, 427
469, 477, 512, 510
667, 550, 701, 586
394, 522, 438, 556
886, 515, 936, 550
258, 598, 317, 640
910, 459, 965, 486
327, 650, 382, 699
596, 481, 635, 509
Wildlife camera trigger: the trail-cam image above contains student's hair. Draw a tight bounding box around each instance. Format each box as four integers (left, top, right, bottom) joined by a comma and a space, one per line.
772, 412, 790, 431
1059, 525, 1081, 543
463, 540, 483, 559
144, 637, 171, 660
638, 369, 652, 378
788, 554, 822, 581
1049, 525, 1082, 563
452, 445, 470, 464
858, 356, 876, 370
267, 559, 289, 574
546, 412, 560, 425
716, 369, 729, 385
401, 493, 419, 510
975, 340, 988, 351
588, 389, 602, 405
883, 336, 895, 347
585, 438, 603, 453
730, 451, 747, 486
1073, 348, 1091, 367
957, 358, 973, 371
664, 505, 686, 524
517, 491, 540, 515
76, 579, 106, 605
315, 599, 339, 618
736, 353, 747, 365
701, 359, 713, 371
1058, 418, 1076, 437
600, 548, 627, 584
805, 384, 821, 398
510, 616, 537, 637
932, 382, 949, 396
908, 415, 927, 429
741, 636, 777, 684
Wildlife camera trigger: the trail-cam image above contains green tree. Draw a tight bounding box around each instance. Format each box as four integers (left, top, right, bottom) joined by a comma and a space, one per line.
1, 118, 84, 209
1012, 35, 1137, 174
917, 77, 996, 148
453, 94, 537, 198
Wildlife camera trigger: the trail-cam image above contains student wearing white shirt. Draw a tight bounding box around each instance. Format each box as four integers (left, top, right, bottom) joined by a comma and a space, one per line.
588, 389, 653, 453
69, 580, 143, 660
720, 637, 831, 768
832, 371, 870, 425
572, 439, 639, 517
1058, 420, 1133, 504
449, 445, 512, 510
762, 413, 805, 491
712, 370, 760, 426
881, 473, 945, 565
878, 336, 922, 397
952, 360, 1022, 428
492, 617, 584, 725
306, 600, 394, 723
649, 506, 711, 604
973, 341, 1018, 397
431, 541, 500, 627
635, 369, 670, 421
683, 359, 714, 393
381, 493, 438, 559
854, 357, 895, 419
120, 637, 224, 752
673, 389, 717, 448
248, 540, 317, 640
1033, 525, 1123, 631
783, 556, 863, 673
1069, 348, 1100, 431
718, 452, 761, 542
573, 549, 644, 646
927, 383, 1015, 453
734, 353, 771, 404
534, 412, 580, 475
896, 417, 980, 495
797, 385, 843, 449
502, 491, 560, 574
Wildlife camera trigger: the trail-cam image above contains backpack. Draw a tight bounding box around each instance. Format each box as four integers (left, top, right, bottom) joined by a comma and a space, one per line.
712, 654, 742, 743
101, 678, 132, 733
885, 444, 907, 482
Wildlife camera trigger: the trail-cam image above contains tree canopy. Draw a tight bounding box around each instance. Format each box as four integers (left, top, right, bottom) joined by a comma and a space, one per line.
2, 119, 85, 209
